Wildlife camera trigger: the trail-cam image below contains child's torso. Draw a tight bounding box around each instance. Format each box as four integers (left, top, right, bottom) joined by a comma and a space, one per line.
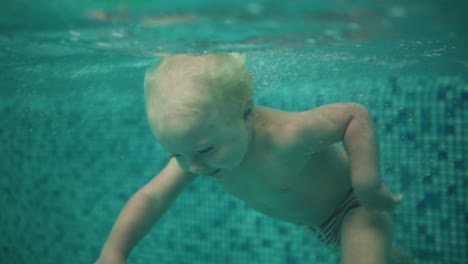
216, 106, 352, 226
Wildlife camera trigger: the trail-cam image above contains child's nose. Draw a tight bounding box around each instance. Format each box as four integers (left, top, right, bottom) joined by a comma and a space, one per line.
190, 164, 209, 174
189, 157, 208, 174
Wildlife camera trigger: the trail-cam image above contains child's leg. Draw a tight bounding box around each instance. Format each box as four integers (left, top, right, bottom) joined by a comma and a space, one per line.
340, 207, 394, 264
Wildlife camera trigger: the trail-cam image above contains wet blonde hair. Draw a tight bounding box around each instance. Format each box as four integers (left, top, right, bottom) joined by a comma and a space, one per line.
144, 53, 253, 132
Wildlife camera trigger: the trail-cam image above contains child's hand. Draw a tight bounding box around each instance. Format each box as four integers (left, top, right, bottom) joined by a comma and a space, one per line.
355, 181, 403, 212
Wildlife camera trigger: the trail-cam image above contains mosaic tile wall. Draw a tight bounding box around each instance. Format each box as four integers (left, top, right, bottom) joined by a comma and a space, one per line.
0, 64, 466, 264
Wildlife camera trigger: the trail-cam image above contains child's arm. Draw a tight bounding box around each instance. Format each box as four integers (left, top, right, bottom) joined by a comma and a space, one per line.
301, 103, 403, 211
96, 158, 197, 263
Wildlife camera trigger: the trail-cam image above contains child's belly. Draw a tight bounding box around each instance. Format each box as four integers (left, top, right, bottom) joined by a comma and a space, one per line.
220, 145, 352, 226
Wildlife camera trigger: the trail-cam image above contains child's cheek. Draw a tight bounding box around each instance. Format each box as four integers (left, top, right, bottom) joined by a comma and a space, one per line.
210, 146, 234, 165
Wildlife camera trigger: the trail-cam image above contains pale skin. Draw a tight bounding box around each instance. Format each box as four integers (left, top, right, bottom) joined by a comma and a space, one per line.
96, 56, 404, 264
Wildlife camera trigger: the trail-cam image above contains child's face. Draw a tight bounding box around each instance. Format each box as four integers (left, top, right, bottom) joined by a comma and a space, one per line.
151, 104, 253, 177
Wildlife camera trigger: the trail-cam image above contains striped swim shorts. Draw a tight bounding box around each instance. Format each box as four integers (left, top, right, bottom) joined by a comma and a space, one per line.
309, 189, 361, 247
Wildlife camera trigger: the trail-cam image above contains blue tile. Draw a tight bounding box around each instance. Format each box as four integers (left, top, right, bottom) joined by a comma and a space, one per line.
447, 185, 457, 195
461, 91, 468, 101
423, 175, 433, 184
397, 107, 411, 123
454, 160, 464, 170
437, 89, 447, 100
261, 239, 273, 248
438, 150, 448, 160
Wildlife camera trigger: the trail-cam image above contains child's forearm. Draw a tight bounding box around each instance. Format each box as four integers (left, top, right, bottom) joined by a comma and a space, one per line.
341, 104, 402, 211
99, 190, 166, 260
343, 105, 382, 189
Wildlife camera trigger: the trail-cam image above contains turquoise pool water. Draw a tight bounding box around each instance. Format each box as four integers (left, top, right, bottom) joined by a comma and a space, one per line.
1, 0, 466, 263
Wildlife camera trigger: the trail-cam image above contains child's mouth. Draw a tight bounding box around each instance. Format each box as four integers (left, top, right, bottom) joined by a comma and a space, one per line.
207, 168, 222, 176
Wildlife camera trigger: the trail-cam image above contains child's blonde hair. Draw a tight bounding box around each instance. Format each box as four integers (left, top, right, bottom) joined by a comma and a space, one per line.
144, 53, 253, 130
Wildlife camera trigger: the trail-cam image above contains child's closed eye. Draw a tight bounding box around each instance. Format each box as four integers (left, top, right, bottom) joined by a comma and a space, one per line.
170, 146, 214, 158
199, 146, 214, 154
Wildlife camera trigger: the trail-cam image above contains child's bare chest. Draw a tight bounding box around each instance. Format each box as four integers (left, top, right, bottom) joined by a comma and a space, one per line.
218, 144, 352, 226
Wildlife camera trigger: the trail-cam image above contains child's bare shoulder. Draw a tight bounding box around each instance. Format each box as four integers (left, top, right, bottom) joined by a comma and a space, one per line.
254, 106, 307, 153
257, 103, 361, 155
